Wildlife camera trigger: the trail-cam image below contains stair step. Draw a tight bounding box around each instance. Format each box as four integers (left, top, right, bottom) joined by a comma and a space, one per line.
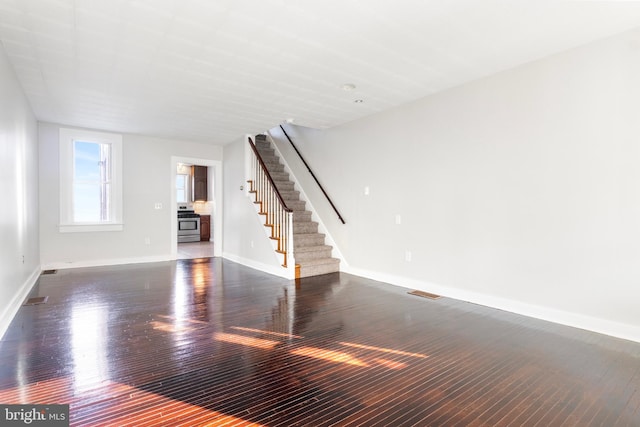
287, 200, 306, 211
262, 159, 281, 167
266, 164, 285, 173
283, 205, 303, 213
271, 172, 290, 181
294, 245, 333, 262
294, 221, 318, 234
294, 233, 326, 247
275, 181, 295, 192
259, 153, 277, 161
293, 210, 312, 222
258, 152, 276, 161
280, 190, 300, 201
297, 258, 340, 278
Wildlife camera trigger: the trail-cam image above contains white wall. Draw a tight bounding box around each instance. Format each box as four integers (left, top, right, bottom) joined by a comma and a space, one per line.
222, 136, 292, 277
0, 45, 40, 338
39, 122, 223, 268
275, 28, 640, 342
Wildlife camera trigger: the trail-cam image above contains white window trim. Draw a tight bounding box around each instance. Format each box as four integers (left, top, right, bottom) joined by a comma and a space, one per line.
59, 127, 123, 232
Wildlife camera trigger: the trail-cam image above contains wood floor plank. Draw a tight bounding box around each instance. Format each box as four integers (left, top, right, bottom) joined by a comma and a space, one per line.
1, 258, 639, 426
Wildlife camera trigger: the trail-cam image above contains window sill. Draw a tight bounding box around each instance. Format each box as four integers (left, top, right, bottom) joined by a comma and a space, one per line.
59, 223, 124, 233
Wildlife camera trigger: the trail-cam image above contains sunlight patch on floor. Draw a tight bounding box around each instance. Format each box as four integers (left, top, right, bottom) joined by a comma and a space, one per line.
290, 347, 369, 367
214, 332, 280, 349
230, 326, 303, 339
339, 342, 429, 359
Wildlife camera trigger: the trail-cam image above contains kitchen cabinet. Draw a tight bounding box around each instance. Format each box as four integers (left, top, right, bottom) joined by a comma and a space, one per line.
200, 215, 211, 241
191, 165, 208, 201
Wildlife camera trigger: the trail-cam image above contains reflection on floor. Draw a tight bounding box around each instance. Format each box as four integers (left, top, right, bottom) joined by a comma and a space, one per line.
2, 259, 640, 425
177, 241, 214, 259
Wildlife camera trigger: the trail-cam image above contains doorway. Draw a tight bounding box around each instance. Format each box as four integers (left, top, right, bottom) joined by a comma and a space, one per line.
170, 156, 222, 259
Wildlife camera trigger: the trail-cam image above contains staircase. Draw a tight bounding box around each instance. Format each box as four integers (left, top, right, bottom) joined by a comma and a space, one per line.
254, 135, 340, 278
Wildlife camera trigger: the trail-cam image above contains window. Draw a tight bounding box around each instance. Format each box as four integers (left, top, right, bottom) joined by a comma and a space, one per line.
176, 174, 189, 203
59, 128, 123, 232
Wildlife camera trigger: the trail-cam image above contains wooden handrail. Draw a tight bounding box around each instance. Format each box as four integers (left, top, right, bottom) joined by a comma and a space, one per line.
279, 125, 346, 224
248, 137, 293, 213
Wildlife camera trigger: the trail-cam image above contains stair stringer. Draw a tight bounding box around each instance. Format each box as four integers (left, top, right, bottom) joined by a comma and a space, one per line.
265, 130, 348, 271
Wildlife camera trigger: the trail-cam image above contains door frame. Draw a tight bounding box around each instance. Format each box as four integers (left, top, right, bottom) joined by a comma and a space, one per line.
170, 156, 223, 258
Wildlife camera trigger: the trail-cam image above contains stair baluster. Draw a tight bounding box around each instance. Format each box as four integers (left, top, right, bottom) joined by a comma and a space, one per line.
247, 137, 293, 268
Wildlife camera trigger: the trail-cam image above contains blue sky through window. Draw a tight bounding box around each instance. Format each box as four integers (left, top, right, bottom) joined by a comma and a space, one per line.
73, 141, 102, 222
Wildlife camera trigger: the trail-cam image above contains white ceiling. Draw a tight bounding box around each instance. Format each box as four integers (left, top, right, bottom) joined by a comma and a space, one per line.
2, 0, 640, 145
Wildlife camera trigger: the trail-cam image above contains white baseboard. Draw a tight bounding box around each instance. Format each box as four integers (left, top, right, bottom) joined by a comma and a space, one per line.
0, 266, 41, 341
223, 252, 295, 279
42, 254, 175, 271
344, 266, 640, 344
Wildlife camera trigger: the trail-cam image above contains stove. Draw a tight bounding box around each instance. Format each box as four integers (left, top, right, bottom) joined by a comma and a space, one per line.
178, 211, 201, 218
177, 209, 201, 243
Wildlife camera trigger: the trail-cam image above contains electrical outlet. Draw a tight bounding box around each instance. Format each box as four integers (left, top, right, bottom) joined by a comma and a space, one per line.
154, 203, 162, 210
405, 251, 412, 262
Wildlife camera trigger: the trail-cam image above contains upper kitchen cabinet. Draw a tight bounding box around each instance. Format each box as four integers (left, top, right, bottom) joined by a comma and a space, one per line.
191, 165, 208, 201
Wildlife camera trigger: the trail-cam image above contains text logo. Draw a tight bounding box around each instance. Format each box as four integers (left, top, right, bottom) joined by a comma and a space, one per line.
0, 405, 69, 426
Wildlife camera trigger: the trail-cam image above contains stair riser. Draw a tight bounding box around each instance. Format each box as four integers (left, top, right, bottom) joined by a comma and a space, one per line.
266, 167, 285, 175
294, 222, 318, 234
280, 191, 300, 199
260, 156, 280, 164
298, 262, 340, 278
256, 148, 275, 157
259, 155, 280, 164
294, 234, 325, 247
271, 173, 290, 181
263, 161, 283, 169
294, 249, 333, 262
293, 211, 312, 222
275, 182, 295, 192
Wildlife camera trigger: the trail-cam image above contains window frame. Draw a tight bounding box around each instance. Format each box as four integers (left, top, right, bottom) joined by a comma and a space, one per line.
59, 127, 123, 233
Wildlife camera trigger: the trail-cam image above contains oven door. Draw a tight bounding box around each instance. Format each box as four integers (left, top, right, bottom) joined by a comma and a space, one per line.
178, 217, 200, 243
178, 218, 199, 234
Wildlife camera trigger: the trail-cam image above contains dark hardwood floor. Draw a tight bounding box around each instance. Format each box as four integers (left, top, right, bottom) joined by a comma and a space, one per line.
1, 258, 639, 426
